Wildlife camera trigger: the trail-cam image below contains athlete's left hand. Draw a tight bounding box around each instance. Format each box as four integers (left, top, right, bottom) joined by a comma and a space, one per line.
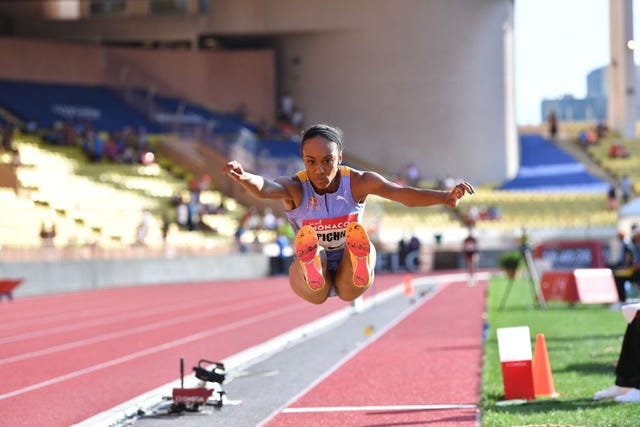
445, 181, 475, 208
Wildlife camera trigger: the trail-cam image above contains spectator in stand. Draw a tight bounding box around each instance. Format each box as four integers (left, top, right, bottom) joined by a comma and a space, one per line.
279, 92, 294, 122
63, 121, 78, 146
10, 146, 21, 167
609, 141, 630, 159
2, 121, 14, 151
161, 211, 171, 244
257, 119, 274, 139
442, 174, 456, 191
608, 185, 619, 211
135, 210, 151, 245
39, 221, 56, 247
25, 118, 38, 135
577, 128, 599, 147
596, 120, 608, 139
485, 205, 502, 220
234, 103, 248, 120
620, 175, 633, 205
121, 144, 136, 164
291, 107, 304, 132
262, 207, 277, 231
176, 201, 188, 228
547, 110, 558, 140
465, 204, 480, 228
49, 120, 65, 145
104, 133, 120, 162
404, 163, 421, 187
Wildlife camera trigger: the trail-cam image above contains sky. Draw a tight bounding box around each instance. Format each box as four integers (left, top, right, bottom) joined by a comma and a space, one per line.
514, 0, 639, 125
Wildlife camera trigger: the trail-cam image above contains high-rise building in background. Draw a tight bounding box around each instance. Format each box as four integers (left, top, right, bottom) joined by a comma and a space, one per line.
541, 66, 640, 123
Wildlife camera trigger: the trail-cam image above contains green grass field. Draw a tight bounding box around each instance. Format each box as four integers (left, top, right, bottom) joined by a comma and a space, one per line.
481, 275, 638, 427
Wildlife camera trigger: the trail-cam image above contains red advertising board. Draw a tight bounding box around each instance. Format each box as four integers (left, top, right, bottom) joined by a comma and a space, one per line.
540, 268, 618, 304
533, 240, 607, 270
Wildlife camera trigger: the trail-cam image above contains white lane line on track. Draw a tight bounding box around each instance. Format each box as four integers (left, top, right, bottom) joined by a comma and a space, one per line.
0, 296, 282, 350
0, 302, 308, 401
0, 286, 277, 333
0, 293, 288, 363
0, 293, 203, 330
282, 404, 478, 413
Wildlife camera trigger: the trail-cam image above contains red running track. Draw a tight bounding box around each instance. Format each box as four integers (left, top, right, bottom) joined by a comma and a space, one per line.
0, 273, 409, 426
263, 279, 487, 427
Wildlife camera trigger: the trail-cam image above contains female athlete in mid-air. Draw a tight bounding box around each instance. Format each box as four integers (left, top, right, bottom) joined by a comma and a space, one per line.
223, 123, 474, 304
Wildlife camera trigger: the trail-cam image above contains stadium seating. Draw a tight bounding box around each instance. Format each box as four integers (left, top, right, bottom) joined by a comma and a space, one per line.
0, 80, 159, 132
456, 188, 617, 230
585, 136, 640, 193
500, 134, 609, 192
2, 134, 241, 251
0, 77, 623, 256
142, 90, 253, 136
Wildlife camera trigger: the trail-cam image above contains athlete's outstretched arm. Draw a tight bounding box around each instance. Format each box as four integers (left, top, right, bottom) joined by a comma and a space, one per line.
222, 160, 290, 200
355, 170, 474, 208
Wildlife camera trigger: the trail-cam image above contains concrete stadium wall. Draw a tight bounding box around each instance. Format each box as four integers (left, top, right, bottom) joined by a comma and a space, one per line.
201, 0, 514, 183
2, 253, 270, 298
0, 38, 104, 85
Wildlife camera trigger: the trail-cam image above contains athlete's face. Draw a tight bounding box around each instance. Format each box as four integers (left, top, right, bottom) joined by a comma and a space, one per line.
301, 136, 343, 192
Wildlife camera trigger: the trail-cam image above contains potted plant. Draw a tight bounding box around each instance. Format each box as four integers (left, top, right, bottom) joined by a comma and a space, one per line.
499, 251, 522, 279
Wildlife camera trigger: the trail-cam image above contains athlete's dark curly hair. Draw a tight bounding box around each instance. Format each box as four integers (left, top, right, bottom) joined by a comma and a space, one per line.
300, 124, 343, 153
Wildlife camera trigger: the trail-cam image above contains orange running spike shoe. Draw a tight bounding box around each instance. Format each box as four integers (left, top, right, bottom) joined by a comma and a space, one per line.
345, 222, 373, 287
294, 225, 324, 290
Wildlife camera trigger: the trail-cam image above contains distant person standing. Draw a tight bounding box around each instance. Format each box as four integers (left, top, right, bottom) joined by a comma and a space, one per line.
547, 111, 558, 140
608, 185, 619, 211
620, 175, 633, 205
462, 229, 479, 286
612, 225, 640, 304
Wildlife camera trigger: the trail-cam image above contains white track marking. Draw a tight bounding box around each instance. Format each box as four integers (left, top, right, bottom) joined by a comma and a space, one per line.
0, 294, 286, 363
0, 296, 282, 350
0, 302, 307, 401
282, 403, 477, 413
0, 286, 276, 335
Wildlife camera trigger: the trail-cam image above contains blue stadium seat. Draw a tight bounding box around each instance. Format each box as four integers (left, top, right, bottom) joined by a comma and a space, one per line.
0, 79, 159, 132
500, 134, 609, 192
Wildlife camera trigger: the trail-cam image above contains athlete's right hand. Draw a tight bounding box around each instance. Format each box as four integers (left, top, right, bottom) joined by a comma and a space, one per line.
222, 160, 245, 181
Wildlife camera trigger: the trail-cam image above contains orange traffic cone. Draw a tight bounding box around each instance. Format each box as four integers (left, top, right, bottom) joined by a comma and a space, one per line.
532, 333, 559, 397
404, 274, 414, 297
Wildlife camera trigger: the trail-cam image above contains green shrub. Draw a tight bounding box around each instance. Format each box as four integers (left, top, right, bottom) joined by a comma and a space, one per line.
498, 251, 522, 270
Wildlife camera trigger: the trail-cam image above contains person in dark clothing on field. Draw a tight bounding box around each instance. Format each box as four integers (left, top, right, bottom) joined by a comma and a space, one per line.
593, 303, 640, 403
